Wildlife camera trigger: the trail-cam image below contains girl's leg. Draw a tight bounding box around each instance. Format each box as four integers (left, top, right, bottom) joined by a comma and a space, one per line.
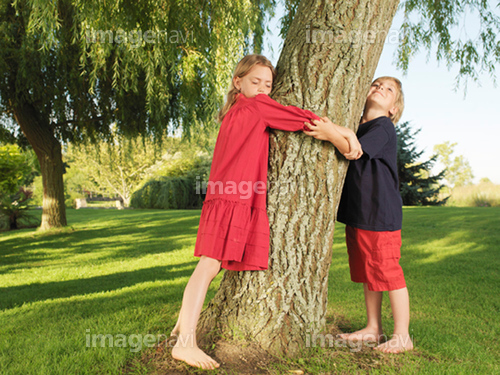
171, 308, 182, 337
171, 255, 222, 370
374, 286, 413, 353
338, 283, 384, 342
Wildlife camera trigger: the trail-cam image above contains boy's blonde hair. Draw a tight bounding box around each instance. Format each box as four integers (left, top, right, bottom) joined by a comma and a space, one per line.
372, 76, 405, 124
218, 54, 276, 122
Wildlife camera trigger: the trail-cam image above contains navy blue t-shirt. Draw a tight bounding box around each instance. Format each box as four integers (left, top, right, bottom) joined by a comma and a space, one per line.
337, 116, 402, 231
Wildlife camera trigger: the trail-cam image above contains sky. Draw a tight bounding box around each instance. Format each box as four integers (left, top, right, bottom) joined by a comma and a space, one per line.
262, 4, 500, 184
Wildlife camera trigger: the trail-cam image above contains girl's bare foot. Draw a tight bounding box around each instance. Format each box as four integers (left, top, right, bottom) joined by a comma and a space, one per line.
374, 333, 413, 353
170, 325, 179, 338
167, 324, 180, 347
172, 344, 220, 370
337, 327, 384, 342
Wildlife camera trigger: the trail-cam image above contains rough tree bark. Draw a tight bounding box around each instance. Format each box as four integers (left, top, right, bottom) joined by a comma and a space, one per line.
198, 0, 400, 355
13, 102, 67, 230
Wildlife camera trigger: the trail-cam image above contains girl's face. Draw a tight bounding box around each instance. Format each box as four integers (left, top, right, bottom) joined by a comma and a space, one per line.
233, 64, 273, 98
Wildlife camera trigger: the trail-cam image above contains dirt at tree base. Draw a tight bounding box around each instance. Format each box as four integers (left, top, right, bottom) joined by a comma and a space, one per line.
126, 337, 279, 374
123, 320, 432, 374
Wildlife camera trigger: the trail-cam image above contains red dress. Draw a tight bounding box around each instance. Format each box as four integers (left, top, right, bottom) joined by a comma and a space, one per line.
194, 94, 319, 271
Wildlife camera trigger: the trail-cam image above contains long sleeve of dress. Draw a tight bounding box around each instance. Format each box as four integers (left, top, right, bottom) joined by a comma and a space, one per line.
254, 94, 320, 131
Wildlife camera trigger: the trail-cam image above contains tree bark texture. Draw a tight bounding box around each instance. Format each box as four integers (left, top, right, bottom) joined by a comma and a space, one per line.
199, 0, 399, 356
13, 102, 67, 230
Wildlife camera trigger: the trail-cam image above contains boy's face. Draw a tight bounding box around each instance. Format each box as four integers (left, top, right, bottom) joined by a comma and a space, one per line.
233, 64, 273, 98
366, 79, 399, 118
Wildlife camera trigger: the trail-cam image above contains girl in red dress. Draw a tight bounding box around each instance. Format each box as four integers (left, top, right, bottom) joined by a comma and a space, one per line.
171, 54, 354, 369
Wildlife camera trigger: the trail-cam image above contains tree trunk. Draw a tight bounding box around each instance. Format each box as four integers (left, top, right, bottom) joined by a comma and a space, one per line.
198, 0, 399, 356
13, 102, 67, 230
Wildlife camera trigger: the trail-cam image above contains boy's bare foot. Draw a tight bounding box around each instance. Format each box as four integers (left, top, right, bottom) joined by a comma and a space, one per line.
172, 346, 220, 370
374, 333, 413, 353
337, 327, 384, 342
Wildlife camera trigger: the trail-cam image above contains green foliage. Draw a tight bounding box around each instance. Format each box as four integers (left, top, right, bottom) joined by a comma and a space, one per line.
0, 143, 37, 195
130, 177, 198, 210
0, 0, 273, 228
62, 159, 94, 209
278, 0, 301, 40
433, 141, 474, 187
130, 154, 211, 209
65, 134, 172, 206
0, 0, 274, 143
396, 122, 447, 205
0, 143, 39, 228
398, 0, 500, 88
29, 175, 43, 207
64, 131, 214, 207
0, 187, 39, 230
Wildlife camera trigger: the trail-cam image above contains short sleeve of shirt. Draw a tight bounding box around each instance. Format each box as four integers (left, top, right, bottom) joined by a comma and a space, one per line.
359, 117, 393, 160
254, 94, 320, 132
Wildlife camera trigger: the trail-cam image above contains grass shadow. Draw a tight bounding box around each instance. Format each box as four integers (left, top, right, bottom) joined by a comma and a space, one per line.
0, 209, 202, 274
0, 262, 197, 310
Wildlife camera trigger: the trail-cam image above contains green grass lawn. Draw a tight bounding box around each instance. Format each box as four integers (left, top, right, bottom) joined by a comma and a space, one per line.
1, 207, 499, 374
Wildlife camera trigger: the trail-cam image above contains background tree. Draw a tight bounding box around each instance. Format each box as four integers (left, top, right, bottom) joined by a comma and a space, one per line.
198, 0, 500, 356
479, 177, 492, 184
0, 0, 272, 229
434, 141, 474, 187
396, 121, 447, 205
66, 133, 164, 207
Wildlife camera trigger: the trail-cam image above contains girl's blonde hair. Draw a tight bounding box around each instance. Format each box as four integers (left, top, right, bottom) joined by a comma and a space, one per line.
372, 76, 405, 124
218, 54, 276, 122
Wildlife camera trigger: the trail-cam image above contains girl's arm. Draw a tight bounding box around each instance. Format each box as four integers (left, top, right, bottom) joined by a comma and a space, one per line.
254, 94, 320, 132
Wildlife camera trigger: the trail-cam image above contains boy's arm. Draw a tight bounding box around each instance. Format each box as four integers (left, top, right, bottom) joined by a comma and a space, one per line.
304, 117, 363, 159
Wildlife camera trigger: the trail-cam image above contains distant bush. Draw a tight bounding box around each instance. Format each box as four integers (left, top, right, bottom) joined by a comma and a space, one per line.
446, 182, 500, 207
130, 176, 200, 209
0, 187, 40, 230
130, 154, 210, 209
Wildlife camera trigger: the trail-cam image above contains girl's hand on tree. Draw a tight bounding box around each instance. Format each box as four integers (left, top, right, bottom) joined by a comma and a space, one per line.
303, 118, 334, 141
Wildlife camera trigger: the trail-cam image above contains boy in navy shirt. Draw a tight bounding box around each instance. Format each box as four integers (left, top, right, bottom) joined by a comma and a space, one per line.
305, 77, 413, 353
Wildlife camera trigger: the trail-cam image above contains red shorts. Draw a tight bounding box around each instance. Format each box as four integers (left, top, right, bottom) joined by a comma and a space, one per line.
345, 226, 406, 292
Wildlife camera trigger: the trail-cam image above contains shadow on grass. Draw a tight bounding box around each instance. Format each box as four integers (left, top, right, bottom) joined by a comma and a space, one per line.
1, 273, 196, 374
0, 262, 197, 310
0, 209, 202, 274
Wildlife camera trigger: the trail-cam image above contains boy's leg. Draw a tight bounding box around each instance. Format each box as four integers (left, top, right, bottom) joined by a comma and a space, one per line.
338, 283, 384, 342
374, 286, 413, 353
171, 255, 222, 369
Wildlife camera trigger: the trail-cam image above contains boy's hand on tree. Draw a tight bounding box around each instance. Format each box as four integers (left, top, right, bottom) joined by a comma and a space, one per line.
344, 137, 363, 160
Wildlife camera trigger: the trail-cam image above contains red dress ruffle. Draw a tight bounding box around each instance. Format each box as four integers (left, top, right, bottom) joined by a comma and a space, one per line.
194, 199, 270, 271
